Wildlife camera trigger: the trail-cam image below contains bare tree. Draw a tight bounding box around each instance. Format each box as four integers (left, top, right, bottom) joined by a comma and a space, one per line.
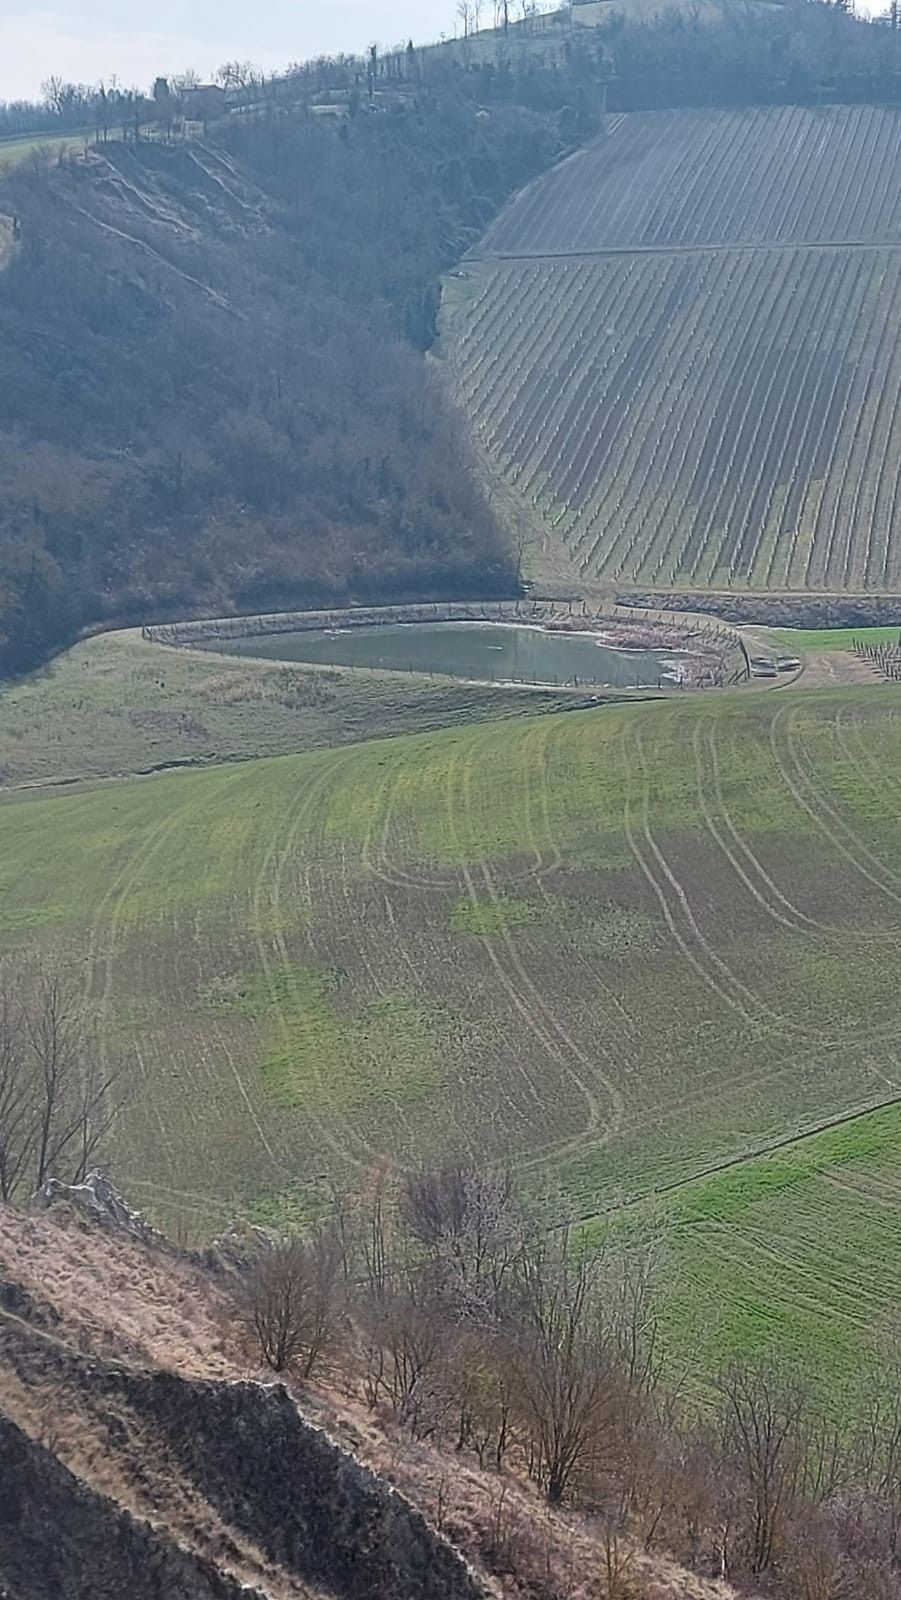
40, 77, 66, 118
780, 1506, 854, 1600
506, 1233, 622, 1504
237, 1227, 343, 1380
379, 1281, 452, 1437
400, 1163, 516, 1317
848, 1350, 901, 1560
718, 1361, 808, 1576
0, 962, 120, 1201
0, 982, 33, 1201
171, 69, 201, 94
215, 60, 261, 93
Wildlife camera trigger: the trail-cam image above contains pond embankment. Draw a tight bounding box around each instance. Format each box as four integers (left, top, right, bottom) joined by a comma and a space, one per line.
145, 599, 744, 692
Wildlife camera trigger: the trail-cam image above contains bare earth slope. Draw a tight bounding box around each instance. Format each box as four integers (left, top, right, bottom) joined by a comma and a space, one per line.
0, 1186, 740, 1600
0, 1199, 487, 1600
445, 104, 901, 596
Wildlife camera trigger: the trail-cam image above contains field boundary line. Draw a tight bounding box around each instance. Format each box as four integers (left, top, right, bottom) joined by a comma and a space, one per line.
471, 240, 901, 264
570, 1089, 901, 1228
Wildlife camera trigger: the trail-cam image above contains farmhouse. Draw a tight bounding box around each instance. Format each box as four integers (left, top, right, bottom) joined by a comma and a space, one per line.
182, 84, 228, 121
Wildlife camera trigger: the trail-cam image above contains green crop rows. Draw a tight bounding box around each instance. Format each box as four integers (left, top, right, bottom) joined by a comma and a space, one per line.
4, 681, 901, 1381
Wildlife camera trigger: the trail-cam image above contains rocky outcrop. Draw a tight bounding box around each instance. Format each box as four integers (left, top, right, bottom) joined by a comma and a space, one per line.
117, 1371, 487, 1600
0, 1412, 257, 1600
31, 1169, 162, 1242
0, 1308, 488, 1600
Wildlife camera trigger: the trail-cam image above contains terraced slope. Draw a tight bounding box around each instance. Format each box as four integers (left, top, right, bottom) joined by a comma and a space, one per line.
446, 104, 901, 596
6, 685, 901, 1380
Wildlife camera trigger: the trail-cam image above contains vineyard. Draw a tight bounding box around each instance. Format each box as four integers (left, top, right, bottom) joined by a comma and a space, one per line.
446, 105, 901, 595
480, 105, 901, 255
6, 683, 901, 1381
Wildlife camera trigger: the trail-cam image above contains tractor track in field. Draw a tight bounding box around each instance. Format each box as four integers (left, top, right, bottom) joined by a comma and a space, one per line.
635, 717, 901, 1054
694, 713, 891, 959
704, 715, 863, 940
360, 732, 563, 897
123, 1176, 235, 1214
78, 787, 257, 1196
247, 761, 330, 1171
356, 724, 620, 1166
626, 729, 819, 1036
334, 836, 420, 1155
82, 807, 183, 1017
692, 718, 808, 935
445, 745, 549, 1121
362, 760, 460, 894
823, 1167, 901, 1213
834, 702, 901, 822
80, 797, 198, 1164
462, 743, 619, 1146
623, 731, 759, 1025
269, 754, 441, 1171
770, 703, 901, 910
252, 754, 385, 1173
520, 719, 644, 1049
694, 1225, 874, 1332
439, 741, 627, 1171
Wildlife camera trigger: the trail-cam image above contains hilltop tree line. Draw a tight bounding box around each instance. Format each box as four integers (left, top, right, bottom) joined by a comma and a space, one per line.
237, 1164, 901, 1600
0, 0, 899, 673
3, 0, 900, 143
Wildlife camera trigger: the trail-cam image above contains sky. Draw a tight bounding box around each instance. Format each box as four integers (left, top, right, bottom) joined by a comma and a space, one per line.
0, 1, 462, 103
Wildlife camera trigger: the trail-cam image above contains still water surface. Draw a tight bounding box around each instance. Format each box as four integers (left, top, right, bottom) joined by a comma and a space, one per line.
201, 622, 685, 688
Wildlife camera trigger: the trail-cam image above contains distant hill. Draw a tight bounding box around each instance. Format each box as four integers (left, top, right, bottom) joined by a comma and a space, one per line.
445, 103, 901, 599
1, 3, 897, 674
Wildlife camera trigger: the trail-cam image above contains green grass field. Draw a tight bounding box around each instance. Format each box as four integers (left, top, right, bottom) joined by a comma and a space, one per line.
0, 129, 94, 169
770, 625, 901, 652
0, 630, 567, 788
3, 671, 901, 1383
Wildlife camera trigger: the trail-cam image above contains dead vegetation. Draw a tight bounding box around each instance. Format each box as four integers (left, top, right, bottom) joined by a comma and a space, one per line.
231, 1166, 901, 1600
0, 1177, 751, 1600
5, 1167, 901, 1599
0, 960, 122, 1202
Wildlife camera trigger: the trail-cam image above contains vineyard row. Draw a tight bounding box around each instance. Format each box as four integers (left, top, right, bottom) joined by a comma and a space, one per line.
451, 247, 901, 592
480, 104, 901, 257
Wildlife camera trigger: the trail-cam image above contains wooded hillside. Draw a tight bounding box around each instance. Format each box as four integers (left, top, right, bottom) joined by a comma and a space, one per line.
0, 91, 565, 675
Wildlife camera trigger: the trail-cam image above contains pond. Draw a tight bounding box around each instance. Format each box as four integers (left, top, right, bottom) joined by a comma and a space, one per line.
198, 622, 688, 689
